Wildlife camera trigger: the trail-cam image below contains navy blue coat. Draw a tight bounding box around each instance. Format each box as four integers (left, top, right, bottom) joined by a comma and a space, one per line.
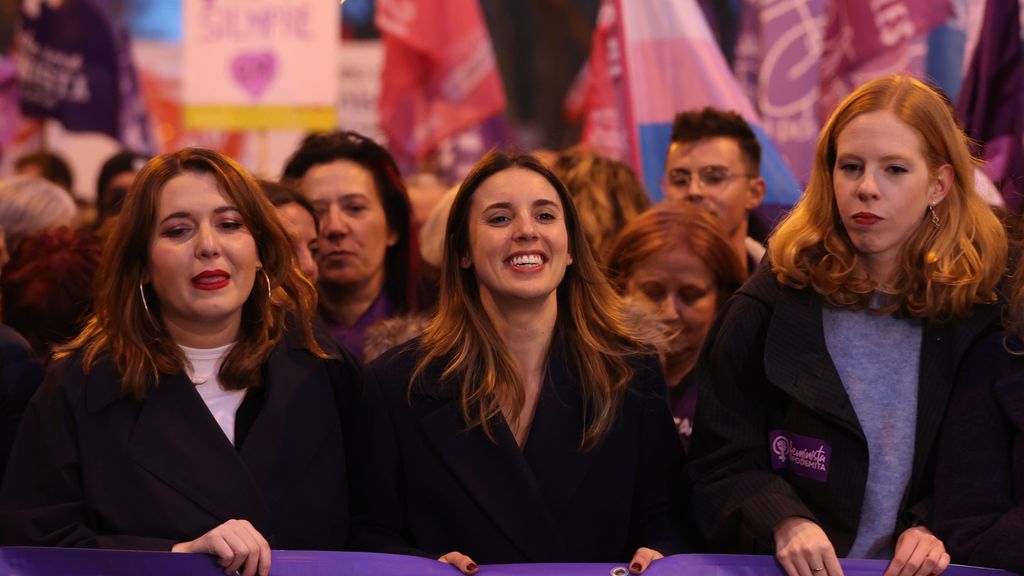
689, 265, 1001, 555
0, 325, 43, 482
351, 335, 693, 564
933, 331, 1024, 572
0, 329, 360, 551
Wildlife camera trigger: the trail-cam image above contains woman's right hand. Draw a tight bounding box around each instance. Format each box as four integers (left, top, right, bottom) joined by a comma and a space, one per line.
439, 551, 478, 574
171, 519, 271, 576
774, 516, 844, 576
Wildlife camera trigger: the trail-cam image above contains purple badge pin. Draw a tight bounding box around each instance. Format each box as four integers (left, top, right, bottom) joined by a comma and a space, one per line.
769, 430, 831, 482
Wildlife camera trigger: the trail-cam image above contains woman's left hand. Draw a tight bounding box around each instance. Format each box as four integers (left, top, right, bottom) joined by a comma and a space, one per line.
882, 526, 951, 576
628, 547, 663, 574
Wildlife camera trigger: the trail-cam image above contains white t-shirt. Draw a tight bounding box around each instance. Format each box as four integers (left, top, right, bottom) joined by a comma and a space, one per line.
180, 343, 246, 446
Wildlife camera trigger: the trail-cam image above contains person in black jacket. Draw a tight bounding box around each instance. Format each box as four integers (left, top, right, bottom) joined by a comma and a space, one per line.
352, 150, 692, 575
0, 325, 43, 481
0, 148, 360, 576
689, 76, 1007, 576
931, 249, 1024, 571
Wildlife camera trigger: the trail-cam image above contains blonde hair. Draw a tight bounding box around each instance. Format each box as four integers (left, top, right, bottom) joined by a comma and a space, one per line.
551, 149, 650, 261
768, 76, 1005, 321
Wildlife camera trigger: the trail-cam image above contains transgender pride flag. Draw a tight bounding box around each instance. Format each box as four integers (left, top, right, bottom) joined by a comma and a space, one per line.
581, 0, 801, 205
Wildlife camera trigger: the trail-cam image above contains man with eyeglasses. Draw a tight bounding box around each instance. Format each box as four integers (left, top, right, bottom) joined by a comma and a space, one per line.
663, 107, 766, 274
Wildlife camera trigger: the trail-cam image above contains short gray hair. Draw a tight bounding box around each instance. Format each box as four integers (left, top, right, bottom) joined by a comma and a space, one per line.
0, 176, 77, 254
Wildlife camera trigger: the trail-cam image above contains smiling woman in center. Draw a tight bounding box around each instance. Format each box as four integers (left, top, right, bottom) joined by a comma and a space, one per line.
351, 150, 694, 574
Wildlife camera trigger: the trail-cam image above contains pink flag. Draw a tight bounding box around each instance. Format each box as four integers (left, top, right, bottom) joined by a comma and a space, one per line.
580, 0, 801, 206
375, 0, 506, 165
818, 0, 953, 119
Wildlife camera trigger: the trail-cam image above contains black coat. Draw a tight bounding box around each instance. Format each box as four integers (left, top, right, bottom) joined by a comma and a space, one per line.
933, 331, 1024, 572
0, 325, 43, 483
0, 329, 361, 551
689, 266, 1001, 555
351, 335, 692, 564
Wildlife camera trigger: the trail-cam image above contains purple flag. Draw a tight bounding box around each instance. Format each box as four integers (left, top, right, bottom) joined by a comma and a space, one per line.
956, 0, 1024, 211
15, 0, 153, 151
733, 0, 826, 183
818, 0, 952, 121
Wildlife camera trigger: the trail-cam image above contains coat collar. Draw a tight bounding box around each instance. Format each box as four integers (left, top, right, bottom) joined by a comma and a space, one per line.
125, 369, 273, 531
80, 335, 344, 541
763, 282, 864, 439
412, 334, 598, 561
755, 272, 1001, 460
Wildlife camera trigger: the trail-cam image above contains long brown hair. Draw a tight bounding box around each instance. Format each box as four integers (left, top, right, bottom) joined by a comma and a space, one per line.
413, 150, 652, 451
768, 75, 1005, 320
59, 148, 325, 398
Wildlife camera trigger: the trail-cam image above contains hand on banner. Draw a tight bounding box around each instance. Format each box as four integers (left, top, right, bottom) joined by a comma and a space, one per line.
883, 526, 950, 576
439, 550, 478, 574
774, 516, 844, 576
171, 519, 271, 576
628, 547, 663, 573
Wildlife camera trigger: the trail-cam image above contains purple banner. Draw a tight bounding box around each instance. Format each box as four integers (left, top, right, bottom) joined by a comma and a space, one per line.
0, 548, 1012, 576
15, 0, 153, 151
769, 429, 831, 482
734, 0, 825, 184
956, 0, 1024, 211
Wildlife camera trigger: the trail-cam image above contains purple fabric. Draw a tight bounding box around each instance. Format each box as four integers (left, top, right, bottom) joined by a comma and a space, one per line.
768, 429, 832, 482
0, 549, 1012, 576
956, 0, 1024, 211
15, 0, 153, 151
323, 292, 395, 362
671, 382, 697, 441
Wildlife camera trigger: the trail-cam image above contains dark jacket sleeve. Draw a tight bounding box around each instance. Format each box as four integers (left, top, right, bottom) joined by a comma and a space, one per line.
688, 291, 816, 553
0, 359, 177, 550
628, 355, 697, 555
0, 326, 44, 482
933, 332, 1024, 572
349, 350, 431, 557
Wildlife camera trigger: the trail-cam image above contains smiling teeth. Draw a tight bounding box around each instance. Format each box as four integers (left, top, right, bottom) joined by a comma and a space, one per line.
510, 254, 543, 267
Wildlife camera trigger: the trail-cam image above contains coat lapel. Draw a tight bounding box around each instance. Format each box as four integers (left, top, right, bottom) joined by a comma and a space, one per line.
521, 338, 598, 521
414, 370, 565, 562
126, 370, 272, 531
238, 339, 340, 510
764, 284, 865, 440
911, 303, 1000, 480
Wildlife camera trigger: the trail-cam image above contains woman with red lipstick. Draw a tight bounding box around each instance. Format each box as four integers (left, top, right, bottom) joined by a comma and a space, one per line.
689, 76, 1007, 576
0, 148, 360, 576
351, 151, 694, 574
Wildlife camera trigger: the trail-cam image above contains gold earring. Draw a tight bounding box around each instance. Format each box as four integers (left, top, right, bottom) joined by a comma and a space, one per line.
261, 269, 272, 300
138, 282, 153, 322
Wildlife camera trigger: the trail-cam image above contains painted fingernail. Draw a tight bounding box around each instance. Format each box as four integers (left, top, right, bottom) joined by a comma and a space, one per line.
466, 563, 477, 572
631, 562, 643, 572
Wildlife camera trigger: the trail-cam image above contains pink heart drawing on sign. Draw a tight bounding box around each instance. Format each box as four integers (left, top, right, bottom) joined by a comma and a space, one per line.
230, 51, 277, 100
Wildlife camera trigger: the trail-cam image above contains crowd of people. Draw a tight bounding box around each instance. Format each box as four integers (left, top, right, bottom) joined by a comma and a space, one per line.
0, 74, 1020, 576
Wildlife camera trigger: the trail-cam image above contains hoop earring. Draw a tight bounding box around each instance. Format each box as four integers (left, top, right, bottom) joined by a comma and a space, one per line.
138, 282, 153, 322
928, 202, 940, 230
261, 269, 272, 300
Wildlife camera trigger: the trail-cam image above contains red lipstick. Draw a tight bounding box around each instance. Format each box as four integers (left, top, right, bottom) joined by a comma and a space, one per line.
192, 269, 230, 291
851, 212, 883, 226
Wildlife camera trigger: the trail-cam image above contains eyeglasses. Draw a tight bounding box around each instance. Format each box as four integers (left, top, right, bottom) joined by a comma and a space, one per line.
664, 165, 749, 192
